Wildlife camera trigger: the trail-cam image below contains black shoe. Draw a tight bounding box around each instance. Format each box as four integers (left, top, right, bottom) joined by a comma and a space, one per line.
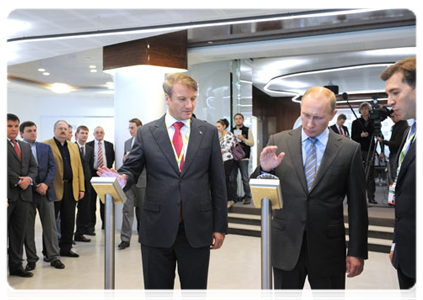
75, 235, 91, 242
60, 250, 79, 258
50, 260, 65, 269
85, 228, 96, 236
43, 256, 51, 263
369, 200, 378, 204
10, 267, 33, 278
243, 197, 251, 205
25, 262, 36, 271
118, 241, 130, 250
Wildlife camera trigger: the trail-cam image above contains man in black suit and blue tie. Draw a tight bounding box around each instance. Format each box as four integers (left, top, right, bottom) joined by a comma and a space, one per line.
98, 73, 227, 289
380, 57, 416, 289
252, 87, 368, 289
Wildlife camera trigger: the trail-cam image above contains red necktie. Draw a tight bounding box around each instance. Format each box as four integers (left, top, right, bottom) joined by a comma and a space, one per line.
173, 122, 185, 172
173, 122, 185, 223
12, 139, 21, 161
339, 126, 344, 136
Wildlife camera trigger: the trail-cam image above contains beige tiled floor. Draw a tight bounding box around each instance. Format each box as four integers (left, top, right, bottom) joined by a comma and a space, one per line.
5, 220, 400, 300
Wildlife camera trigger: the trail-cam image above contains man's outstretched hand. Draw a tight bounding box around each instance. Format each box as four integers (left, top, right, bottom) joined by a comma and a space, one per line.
97, 167, 127, 188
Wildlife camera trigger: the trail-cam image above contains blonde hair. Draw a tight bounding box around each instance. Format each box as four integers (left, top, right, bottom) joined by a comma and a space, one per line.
163, 73, 197, 97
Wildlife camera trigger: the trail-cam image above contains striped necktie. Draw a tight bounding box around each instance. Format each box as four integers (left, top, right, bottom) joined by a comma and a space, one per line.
98, 141, 104, 169
304, 137, 318, 191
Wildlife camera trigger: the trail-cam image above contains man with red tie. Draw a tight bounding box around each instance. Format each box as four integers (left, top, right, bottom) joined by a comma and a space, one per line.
97, 73, 227, 289
7, 113, 38, 277
330, 114, 350, 138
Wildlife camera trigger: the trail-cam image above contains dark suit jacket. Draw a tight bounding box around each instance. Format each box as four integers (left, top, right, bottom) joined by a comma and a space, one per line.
330, 124, 350, 138
124, 137, 146, 188
392, 126, 415, 278
77, 143, 94, 185
119, 115, 228, 248
251, 127, 368, 278
87, 139, 115, 171
7, 139, 38, 202
33, 141, 57, 203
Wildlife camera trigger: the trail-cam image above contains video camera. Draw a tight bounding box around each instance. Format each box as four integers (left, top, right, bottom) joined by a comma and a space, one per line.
369, 96, 390, 137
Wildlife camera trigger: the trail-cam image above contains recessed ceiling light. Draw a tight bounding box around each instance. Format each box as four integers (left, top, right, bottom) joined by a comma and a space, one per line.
90, 69, 97, 73
49, 83, 72, 93
89, 65, 97, 69
38, 68, 46, 72
42, 72, 50, 76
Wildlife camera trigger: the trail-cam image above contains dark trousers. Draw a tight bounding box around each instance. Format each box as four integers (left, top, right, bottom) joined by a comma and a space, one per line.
224, 159, 237, 201
54, 181, 76, 252
273, 233, 345, 289
231, 159, 252, 198
7, 197, 30, 271
141, 224, 210, 289
397, 267, 420, 300
89, 173, 105, 230
75, 183, 91, 237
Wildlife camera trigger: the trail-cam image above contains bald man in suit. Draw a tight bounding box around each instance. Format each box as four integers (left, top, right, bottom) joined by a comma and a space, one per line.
252, 87, 368, 289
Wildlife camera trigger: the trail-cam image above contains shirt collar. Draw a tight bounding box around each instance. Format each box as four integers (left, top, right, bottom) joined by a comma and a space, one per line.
301, 127, 329, 146
165, 111, 191, 129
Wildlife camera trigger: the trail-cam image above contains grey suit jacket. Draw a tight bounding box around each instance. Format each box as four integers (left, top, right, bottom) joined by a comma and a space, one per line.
251, 127, 368, 278
124, 136, 146, 188
119, 115, 227, 248
7, 139, 38, 202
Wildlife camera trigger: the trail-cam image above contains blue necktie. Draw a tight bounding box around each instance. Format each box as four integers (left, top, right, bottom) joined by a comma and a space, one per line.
304, 137, 318, 191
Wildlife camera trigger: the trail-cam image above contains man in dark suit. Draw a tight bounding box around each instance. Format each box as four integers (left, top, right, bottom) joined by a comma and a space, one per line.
380, 57, 416, 289
252, 87, 368, 289
7, 113, 38, 277
74, 125, 94, 242
98, 73, 227, 289
86, 126, 115, 233
330, 114, 350, 138
20, 121, 65, 271
118, 118, 147, 250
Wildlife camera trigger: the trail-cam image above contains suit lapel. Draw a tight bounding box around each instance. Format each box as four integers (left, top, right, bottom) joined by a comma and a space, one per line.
310, 131, 343, 193
181, 118, 205, 176
396, 135, 415, 185
286, 128, 308, 194
8, 140, 21, 163
150, 116, 181, 175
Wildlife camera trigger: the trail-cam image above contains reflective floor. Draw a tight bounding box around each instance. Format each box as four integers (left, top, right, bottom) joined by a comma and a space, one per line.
5, 220, 400, 300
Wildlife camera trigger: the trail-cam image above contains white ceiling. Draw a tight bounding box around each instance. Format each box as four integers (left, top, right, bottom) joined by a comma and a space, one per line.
6, 9, 417, 98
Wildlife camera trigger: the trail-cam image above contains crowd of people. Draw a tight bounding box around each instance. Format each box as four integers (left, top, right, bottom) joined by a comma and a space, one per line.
7, 57, 416, 290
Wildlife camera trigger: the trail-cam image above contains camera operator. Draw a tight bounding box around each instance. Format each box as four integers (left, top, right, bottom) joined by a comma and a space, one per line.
377, 110, 409, 182
352, 102, 377, 204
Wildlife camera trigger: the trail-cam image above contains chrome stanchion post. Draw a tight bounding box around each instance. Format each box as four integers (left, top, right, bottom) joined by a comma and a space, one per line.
104, 193, 115, 289
261, 197, 272, 289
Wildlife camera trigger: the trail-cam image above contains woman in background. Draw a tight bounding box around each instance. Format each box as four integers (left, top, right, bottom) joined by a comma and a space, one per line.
216, 119, 237, 208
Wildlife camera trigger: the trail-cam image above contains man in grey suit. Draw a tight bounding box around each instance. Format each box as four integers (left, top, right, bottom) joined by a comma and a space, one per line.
20, 121, 65, 270
98, 73, 227, 289
118, 118, 146, 250
7, 113, 38, 277
380, 57, 416, 289
252, 87, 368, 289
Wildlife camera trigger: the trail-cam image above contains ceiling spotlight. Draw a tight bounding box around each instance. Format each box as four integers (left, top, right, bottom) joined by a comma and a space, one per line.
89, 65, 96, 69
38, 68, 46, 72
42, 72, 50, 76
90, 69, 97, 73
49, 83, 72, 93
